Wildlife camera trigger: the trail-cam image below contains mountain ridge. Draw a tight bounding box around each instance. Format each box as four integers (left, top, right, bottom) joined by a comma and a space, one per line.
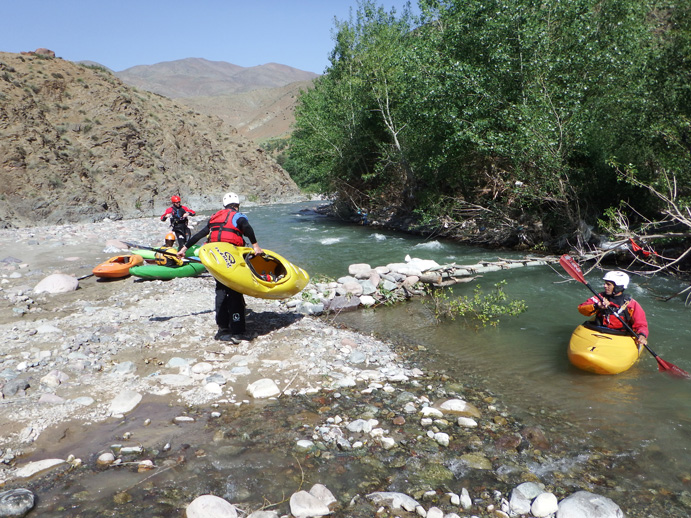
115, 57, 319, 98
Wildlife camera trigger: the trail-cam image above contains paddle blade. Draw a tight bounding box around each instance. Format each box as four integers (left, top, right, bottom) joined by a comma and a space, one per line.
559, 254, 587, 284
655, 356, 691, 379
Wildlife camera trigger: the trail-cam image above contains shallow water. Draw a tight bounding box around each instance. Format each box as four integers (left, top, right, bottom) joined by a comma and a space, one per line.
250, 202, 691, 500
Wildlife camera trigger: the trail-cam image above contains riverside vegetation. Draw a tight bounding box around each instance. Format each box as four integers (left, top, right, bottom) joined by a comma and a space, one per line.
283, 0, 691, 279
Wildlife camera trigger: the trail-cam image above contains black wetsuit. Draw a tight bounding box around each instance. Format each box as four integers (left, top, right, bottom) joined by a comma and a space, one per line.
186, 211, 259, 335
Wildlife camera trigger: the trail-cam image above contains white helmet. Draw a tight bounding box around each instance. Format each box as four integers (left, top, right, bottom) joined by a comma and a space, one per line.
603, 271, 629, 289
222, 192, 240, 207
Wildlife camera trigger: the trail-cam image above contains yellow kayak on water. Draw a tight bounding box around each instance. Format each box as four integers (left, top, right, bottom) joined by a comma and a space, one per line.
198, 242, 309, 300
568, 322, 642, 375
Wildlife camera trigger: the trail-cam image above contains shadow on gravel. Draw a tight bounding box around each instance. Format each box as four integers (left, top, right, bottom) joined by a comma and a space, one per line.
247, 309, 305, 337
149, 309, 214, 322
148, 308, 305, 338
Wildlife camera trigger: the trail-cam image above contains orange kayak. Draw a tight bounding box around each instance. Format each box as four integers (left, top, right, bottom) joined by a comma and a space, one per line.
92, 254, 144, 278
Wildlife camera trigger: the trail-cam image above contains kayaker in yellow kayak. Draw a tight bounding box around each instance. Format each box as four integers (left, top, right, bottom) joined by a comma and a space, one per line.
177, 192, 263, 343
577, 271, 649, 346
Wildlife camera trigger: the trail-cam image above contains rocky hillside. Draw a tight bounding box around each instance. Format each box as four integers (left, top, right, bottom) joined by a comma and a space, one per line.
179, 79, 314, 141
0, 51, 303, 229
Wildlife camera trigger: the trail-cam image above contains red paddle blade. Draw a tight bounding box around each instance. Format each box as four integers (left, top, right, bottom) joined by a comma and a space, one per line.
655, 356, 691, 379
559, 254, 587, 284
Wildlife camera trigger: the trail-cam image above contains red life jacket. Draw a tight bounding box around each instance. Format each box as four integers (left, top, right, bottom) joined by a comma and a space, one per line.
596, 294, 633, 331
208, 209, 244, 246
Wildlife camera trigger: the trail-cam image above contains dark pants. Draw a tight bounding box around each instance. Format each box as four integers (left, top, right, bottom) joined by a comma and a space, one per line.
215, 281, 245, 334
172, 223, 191, 249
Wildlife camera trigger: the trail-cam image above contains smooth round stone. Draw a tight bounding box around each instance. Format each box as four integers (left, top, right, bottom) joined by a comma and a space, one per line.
0, 488, 35, 517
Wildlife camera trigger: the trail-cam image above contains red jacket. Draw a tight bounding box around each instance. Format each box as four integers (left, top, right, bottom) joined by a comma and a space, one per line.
578, 293, 649, 337
160, 205, 196, 222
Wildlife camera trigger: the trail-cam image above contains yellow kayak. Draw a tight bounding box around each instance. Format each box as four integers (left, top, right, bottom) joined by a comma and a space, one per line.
568, 323, 642, 375
198, 242, 309, 300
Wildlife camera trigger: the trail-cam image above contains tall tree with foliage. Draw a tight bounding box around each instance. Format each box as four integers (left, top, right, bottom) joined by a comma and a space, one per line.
287, 0, 688, 252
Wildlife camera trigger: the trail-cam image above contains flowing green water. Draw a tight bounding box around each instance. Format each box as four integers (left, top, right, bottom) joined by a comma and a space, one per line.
255, 201, 691, 494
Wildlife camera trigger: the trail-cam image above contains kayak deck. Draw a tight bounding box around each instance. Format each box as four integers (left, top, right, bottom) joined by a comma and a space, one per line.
93, 254, 144, 279
568, 323, 642, 375
129, 261, 206, 280
199, 242, 309, 299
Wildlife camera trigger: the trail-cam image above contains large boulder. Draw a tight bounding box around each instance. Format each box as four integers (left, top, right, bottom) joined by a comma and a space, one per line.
33, 274, 78, 294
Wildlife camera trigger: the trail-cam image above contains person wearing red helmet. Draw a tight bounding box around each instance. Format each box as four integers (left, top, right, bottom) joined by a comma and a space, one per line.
160, 195, 196, 248
578, 270, 648, 346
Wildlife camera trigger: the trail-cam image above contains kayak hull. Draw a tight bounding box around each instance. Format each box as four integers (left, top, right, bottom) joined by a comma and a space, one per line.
568, 323, 642, 375
93, 254, 144, 278
129, 244, 201, 260
129, 261, 206, 280
199, 242, 309, 299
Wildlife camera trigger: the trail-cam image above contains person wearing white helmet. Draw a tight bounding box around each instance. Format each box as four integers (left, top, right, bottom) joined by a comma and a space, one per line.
178, 193, 263, 342
578, 270, 649, 346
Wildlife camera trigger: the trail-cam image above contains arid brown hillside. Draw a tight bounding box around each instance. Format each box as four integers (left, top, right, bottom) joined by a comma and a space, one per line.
179, 80, 314, 141
114, 58, 318, 143
0, 52, 303, 229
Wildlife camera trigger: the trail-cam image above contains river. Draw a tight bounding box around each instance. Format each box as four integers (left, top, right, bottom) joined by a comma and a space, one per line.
253, 201, 691, 498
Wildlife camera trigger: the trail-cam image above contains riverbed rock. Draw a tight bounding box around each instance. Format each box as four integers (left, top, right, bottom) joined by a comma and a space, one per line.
14, 459, 65, 479
556, 491, 624, 518
324, 295, 361, 313
348, 263, 372, 279
0, 488, 35, 517
247, 511, 279, 518
33, 273, 79, 294
186, 494, 238, 518
460, 453, 492, 470
309, 484, 337, 507
509, 482, 544, 514
437, 398, 482, 418
289, 490, 331, 517
247, 378, 280, 398
366, 492, 420, 512
532, 492, 559, 517
108, 390, 142, 415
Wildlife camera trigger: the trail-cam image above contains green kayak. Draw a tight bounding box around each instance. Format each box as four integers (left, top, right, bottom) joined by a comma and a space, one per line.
130, 244, 201, 260
129, 261, 206, 280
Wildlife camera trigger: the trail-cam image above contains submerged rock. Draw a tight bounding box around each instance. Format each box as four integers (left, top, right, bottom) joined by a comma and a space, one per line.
557, 491, 624, 518
186, 494, 238, 518
0, 488, 35, 518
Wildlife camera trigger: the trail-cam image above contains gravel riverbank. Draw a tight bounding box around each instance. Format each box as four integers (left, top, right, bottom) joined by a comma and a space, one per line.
0, 216, 675, 517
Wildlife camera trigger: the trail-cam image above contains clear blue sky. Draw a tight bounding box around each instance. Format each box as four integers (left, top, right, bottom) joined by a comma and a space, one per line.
1, 0, 417, 74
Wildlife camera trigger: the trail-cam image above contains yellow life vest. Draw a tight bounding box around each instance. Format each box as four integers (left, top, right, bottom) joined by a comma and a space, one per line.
155, 247, 183, 267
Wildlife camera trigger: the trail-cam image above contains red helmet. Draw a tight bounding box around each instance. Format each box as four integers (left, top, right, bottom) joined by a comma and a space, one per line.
171, 195, 181, 203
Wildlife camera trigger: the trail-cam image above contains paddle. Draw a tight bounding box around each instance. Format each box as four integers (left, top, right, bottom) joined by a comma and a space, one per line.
559, 254, 690, 379
122, 242, 202, 263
